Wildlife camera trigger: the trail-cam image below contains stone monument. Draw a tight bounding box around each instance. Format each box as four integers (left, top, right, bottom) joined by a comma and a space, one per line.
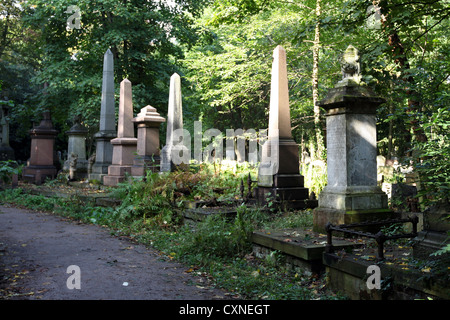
161, 73, 185, 172
103, 79, 137, 186
0, 101, 15, 161
22, 111, 58, 184
89, 49, 116, 183
313, 45, 395, 232
131, 105, 166, 176
63, 118, 88, 179
256, 45, 311, 209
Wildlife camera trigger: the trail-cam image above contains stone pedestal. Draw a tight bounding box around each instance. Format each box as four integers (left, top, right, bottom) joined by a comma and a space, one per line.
22, 111, 58, 184
63, 122, 88, 179
89, 49, 116, 183
103, 79, 137, 186
313, 85, 395, 231
256, 45, 311, 209
313, 46, 395, 232
131, 106, 165, 176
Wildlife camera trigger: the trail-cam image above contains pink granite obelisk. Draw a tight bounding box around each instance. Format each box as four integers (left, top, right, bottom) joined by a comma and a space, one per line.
103, 79, 137, 186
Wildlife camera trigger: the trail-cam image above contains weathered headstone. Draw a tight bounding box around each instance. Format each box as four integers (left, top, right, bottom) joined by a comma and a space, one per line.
22, 111, 58, 184
161, 73, 185, 172
0, 101, 15, 161
256, 45, 311, 209
103, 79, 137, 186
131, 105, 166, 176
63, 119, 88, 179
89, 49, 116, 183
413, 200, 450, 260
313, 45, 395, 232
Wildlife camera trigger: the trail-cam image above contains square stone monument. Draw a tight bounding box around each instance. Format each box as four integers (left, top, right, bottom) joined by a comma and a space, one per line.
89, 49, 117, 183
131, 105, 166, 176
313, 45, 396, 232
256, 45, 311, 209
22, 111, 58, 184
103, 79, 137, 186
63, 119, 88, 179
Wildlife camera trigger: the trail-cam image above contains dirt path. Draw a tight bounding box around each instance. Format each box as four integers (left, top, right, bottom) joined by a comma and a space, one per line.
0, 204, 230, 300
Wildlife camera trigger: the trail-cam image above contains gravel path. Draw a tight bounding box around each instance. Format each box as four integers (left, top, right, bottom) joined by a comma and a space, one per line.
0, 204, 229, 300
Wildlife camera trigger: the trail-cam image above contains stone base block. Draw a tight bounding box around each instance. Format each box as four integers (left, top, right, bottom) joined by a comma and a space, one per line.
103, 165, 133, 186
22, 165, 57, 185
131, 156, 160, 177
318, 186, 388, 211
313, 207, 397, 233
257, 186, 313, 210
413, 230, 449, 260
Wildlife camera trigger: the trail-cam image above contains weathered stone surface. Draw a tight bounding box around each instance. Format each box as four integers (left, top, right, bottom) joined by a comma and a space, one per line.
90, 49, 116, 182
161, 73, 185, 172
257, 45, 311, 208
313, 46, 392, 232
131, 105, 165, 176
103, 79, 137, 186
22, 111, 58, 184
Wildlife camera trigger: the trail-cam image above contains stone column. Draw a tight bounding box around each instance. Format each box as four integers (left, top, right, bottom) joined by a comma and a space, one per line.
0, 102, 15, 161
63, 120, 88, 179
313, 45, 395, 232
89, 49, 116, 183
161, 73, 185, 172
103, 79, 137, 186
131, 105, 166, 176
256, 45, 311, 209
22, 111, 58, 184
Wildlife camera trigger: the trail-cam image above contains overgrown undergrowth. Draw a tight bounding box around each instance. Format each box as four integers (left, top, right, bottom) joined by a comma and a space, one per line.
0, 163, 343, 300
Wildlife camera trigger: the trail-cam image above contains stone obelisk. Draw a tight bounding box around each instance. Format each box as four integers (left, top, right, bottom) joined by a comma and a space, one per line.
89, 49, 116, 183
103, 79, 137, 186
161, 73, 184, 172
257, 45, 310, 209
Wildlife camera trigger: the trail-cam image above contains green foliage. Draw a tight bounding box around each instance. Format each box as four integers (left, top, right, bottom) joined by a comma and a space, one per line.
0, 160, 22, 184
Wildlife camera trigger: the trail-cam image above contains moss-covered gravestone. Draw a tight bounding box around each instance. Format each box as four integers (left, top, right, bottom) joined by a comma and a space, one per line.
313, 45, 396, 232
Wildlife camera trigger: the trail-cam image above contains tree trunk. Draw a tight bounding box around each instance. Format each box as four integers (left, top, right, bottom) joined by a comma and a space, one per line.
312, 0, 325, 160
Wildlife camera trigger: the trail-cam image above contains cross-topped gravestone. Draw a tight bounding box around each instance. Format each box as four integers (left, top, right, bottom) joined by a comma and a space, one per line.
89, 49, 117, 183
313, 45, 395, 232
103, 79, 137, 186
257, 45, 311, 209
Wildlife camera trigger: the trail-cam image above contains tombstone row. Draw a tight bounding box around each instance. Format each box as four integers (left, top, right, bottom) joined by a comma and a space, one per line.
20, 45, 391, 224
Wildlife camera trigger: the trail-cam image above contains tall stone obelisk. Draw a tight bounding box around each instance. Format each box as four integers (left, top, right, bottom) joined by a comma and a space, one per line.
161, 73, 185, 172
257, 45, 311, 209
89, 49, 116, 183
103, 79, 137, 186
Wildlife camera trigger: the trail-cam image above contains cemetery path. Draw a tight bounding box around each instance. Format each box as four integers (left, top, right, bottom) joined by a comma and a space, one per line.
0, 204, 229, 300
